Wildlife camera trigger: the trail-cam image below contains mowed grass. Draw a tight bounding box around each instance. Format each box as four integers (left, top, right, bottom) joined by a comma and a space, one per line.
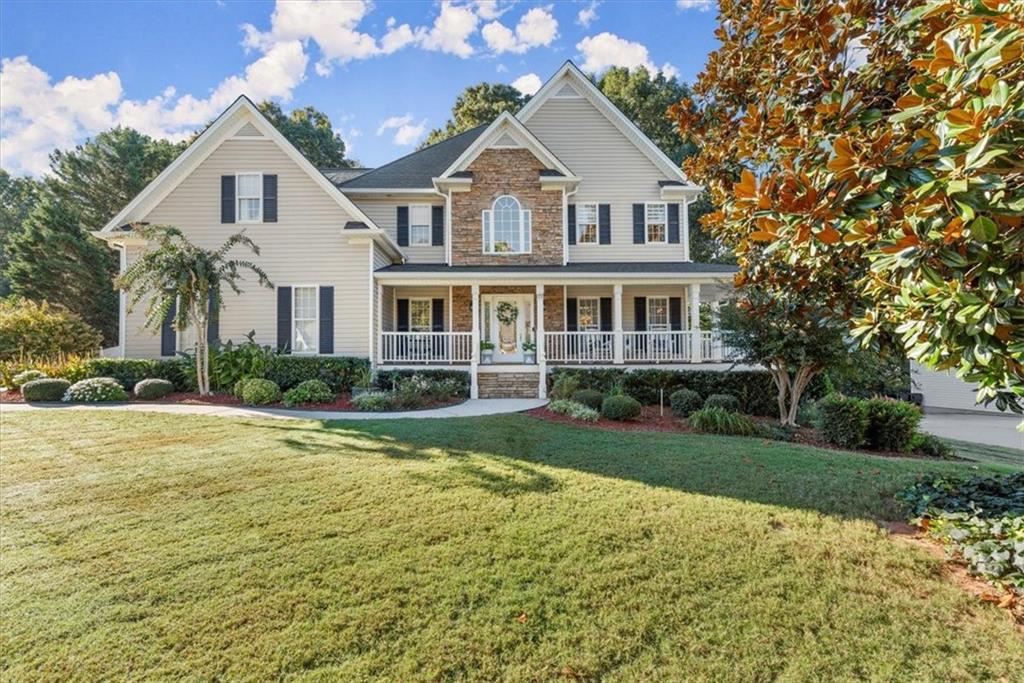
1, 411, 1022, 681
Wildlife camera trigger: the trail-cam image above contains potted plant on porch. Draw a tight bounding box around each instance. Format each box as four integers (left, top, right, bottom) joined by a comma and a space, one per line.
480, 340, 495, 364
523, 340, 536, 364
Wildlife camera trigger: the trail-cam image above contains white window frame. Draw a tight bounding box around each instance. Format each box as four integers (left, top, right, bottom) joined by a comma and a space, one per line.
482, 195, 532, 254
236, 173, 263, 223
645, 202, 667, 244
647, 296, 670, 331
576, 203, 599, 245
409, 204, 432, 247
292, 285, 319, 355
577, 297, 601, 331
409, 298, 433, 332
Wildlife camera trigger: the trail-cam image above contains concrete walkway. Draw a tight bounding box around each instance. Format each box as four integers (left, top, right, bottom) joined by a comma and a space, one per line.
0, 398, 548, 421
920, 411, 1023, 450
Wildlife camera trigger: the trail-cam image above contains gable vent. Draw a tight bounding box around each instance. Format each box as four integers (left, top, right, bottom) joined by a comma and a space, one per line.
553, 82, 582, 98
492, 133, 520, 148
235, 122, 264, 137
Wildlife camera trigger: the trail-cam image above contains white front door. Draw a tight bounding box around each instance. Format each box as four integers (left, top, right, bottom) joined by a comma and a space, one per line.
484, 294, 533, 363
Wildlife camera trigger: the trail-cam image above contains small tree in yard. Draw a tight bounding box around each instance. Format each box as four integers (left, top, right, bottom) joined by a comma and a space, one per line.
117, 227, 271, 395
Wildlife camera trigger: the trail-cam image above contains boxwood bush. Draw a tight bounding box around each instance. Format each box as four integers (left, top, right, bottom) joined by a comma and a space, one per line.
669, 388, 702, 417
240, 378, 281, 405
601, 395, 641, 421
689, 407, 758, 436
283, 379, 335, 407
63, 377, 129, 403
704, 393, 741, 413
11, 369, 46, 389
21, 378, 70, 402
818, 395, 869, 448
264, 356, 368, 392
570, 389, 604, 411
133, 378, 174, 400
864, 397, 921, 452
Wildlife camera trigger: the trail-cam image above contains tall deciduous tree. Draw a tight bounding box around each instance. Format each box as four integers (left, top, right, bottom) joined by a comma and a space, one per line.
257, 102, 357, 168
674, 0, 1024, 411
421, 83, 527, 148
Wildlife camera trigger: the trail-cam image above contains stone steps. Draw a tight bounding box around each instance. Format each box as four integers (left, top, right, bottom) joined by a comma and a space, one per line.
477, 371, 540, 399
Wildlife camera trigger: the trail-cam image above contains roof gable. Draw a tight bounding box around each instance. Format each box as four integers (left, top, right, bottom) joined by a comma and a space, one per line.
439, 112, 574, 179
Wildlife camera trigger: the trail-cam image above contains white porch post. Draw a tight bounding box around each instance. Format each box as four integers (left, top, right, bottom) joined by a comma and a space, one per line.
711, 300, 721, 361
689, 283, 702, 362
376, 281, 384, 369
471, 284, 480, 399
613, 283, 623, 364
536, 284, 546, 399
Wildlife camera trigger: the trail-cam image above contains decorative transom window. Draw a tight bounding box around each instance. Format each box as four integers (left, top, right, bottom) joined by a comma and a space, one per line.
409, 299, 432, 332
292, 286, 318, 353
409, 205, 432, 246
577, 297, 600, 331
645, 202, 667, 243
237, 173, 262, 223
576, 203, 598, 244
647, 297, 669, 331
483, 195, 531, 254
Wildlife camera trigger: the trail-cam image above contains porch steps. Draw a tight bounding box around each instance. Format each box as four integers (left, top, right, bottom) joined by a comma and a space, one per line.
477, 370, 540, 399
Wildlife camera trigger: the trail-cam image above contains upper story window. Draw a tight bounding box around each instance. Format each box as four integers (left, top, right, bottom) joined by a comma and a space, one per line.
483, 195, 531, 254
292, 285, 319, 353
409, 205, 432, 246
576, 203, 598, 244
237, 173, 263, 223
577, 297, 601, 331
409, 299, 432, 332
645, 203, 667, 243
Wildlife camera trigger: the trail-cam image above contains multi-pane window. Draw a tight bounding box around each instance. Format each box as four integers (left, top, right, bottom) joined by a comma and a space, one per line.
483, 195, 531, 253
409, 205, 432, 246
237, 173, 262, 223
292, 286, 318, 353
645, 202, 667, 243
409, 299, 432, 332
576, 203, 598, 244
577, 297, 600, 331
647, 297, 669, 331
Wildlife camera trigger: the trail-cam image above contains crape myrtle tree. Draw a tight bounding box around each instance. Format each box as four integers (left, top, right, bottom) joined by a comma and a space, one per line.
674, 0, 1024, 412
117, 227, 271, 396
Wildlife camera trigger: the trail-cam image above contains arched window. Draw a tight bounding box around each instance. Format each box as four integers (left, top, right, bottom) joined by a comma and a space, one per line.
482, 195, 531, 254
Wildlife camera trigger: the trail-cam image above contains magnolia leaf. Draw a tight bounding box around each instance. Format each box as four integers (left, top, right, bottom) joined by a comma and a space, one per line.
969, 216, 997, 242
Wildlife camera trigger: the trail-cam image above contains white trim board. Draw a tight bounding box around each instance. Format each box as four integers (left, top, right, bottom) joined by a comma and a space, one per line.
439, 111, 576, 180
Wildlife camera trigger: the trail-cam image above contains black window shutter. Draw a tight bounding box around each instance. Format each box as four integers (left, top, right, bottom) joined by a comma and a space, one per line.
207, 290, 219, 345
263, 175, 278, 223
319, 286, 334, 354
161, 297, 177, 357
600, 297, 613, 331
397, 206, 409, 246
668, 203, 680, 243
599, 204, 611, 245
669, 297, 683, 331
634, 296, 647, 331
632, 204, 645, 244
567, 204, 576, 245
221, 176, 236, 223
431, 206, 444, 246
431, 299, 444, 332
566, 298, 578, 332
396, 299, 410, 332
277, 287, 292, 354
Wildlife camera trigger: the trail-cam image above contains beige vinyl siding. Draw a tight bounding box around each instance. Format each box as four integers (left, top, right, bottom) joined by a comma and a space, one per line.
121, 246, 164, 358
124, 137, 371, 358
524, 97, 686, 263
911, 363, 1002, 414
352, 196, 446, 263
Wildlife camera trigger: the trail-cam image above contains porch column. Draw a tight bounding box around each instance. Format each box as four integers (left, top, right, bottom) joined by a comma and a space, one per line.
375, 281, 383, 370
470, 284, 480, 399
536, 284, 546, 399
613, 283, 623, 364
711, 300, 721, 361
689, 283, 702, 362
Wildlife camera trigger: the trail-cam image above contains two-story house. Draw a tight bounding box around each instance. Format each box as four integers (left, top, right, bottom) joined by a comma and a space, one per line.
96, 62, 736, 399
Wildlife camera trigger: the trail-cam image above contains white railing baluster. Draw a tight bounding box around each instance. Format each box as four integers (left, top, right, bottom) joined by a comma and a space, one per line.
380, 331, 473, 365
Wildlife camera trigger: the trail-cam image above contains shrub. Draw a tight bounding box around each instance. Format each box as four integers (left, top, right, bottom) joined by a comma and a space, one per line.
549, 375, 580, 400
133, 378, 174, 400
0, 298, 103, 361
12, 369, 46, 389
1, 354, 90, 389
909, 432, 955, 459
77, 358, 177, 390
761, 424, 797, 442
239, 378, 281, 406
818, 395, 868, 448
863, 397, 922, 452
63, 377, 129, 403
352, 391, 396, 412
282, 379, 334, 407
549, 399, 600, 422
669, 388, 702, 417
21, 378, 70, 402
375, 369, 469, 397
601, 395, 641, 421
208, 333, 275, 390
704, 393, 740, 413
264, 356, 368, 392
689, 407, 758, 436
570, 389, 604, 411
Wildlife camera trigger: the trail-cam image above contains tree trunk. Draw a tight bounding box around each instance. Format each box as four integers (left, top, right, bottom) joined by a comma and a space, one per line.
191, 303, 209, 396
769, 358, 790, 425
785, 365, 818, 427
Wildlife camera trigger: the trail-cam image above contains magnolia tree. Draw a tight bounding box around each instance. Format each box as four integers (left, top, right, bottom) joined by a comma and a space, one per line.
117, 227, 271, 395
674, 0, 1024, 412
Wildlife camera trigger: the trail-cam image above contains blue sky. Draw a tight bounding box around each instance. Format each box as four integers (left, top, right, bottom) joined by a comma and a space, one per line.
0, 0, 718, 175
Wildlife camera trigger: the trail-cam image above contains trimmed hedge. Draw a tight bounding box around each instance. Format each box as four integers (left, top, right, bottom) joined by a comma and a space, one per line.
375, 369, 470, 397
134, 378, 175, 400
818, 395, 869, 448
264, 356, 368, 392
283, 379, 335, 407
864, 397, 921, 452
241, 378, 281, 405
21, 378, 70, 402
704, 393, 741, 413
570, 388, 604, 411
601, 395, 642, 421
11, 369, 46, 389
63, 377, 129, 403
669, 388, 702, 417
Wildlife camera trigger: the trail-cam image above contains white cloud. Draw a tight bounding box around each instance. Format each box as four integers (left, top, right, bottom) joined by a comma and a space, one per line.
482, 6, 558, 54
496, 63, 508, 73
511, 73, 542, 96
413, 1, 480, 58
474, 0, 509, 20
577, 1, 599, 27
676, 0, 713, 10
376, 113, 426, 146
576, 32, 677, 79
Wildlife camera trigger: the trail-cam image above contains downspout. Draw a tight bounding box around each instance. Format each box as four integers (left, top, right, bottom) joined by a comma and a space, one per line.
432, 185, 452, 266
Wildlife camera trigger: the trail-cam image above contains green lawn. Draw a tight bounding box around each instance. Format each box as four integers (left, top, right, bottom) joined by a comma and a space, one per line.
2, 411, 1021, 681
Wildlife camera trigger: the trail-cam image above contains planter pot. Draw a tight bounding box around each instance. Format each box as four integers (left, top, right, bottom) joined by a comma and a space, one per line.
481, 350, 494, 364
524, 352, 536, 365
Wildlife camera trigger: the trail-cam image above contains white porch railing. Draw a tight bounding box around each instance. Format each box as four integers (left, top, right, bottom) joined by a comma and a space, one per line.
545, 331, 615, 363
623, 331, 694, 363
380, 332, 473, 364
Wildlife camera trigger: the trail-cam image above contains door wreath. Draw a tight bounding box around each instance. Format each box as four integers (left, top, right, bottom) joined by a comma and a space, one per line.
496, 301, 519, 326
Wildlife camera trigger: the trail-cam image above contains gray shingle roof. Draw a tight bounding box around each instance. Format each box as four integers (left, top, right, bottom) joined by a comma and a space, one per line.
336, 125, 489, 189
321, 168, 373, 185
376, 261, 737, 274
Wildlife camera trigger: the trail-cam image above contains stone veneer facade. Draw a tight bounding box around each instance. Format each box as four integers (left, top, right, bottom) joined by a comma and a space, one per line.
451, 286, 564, 333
